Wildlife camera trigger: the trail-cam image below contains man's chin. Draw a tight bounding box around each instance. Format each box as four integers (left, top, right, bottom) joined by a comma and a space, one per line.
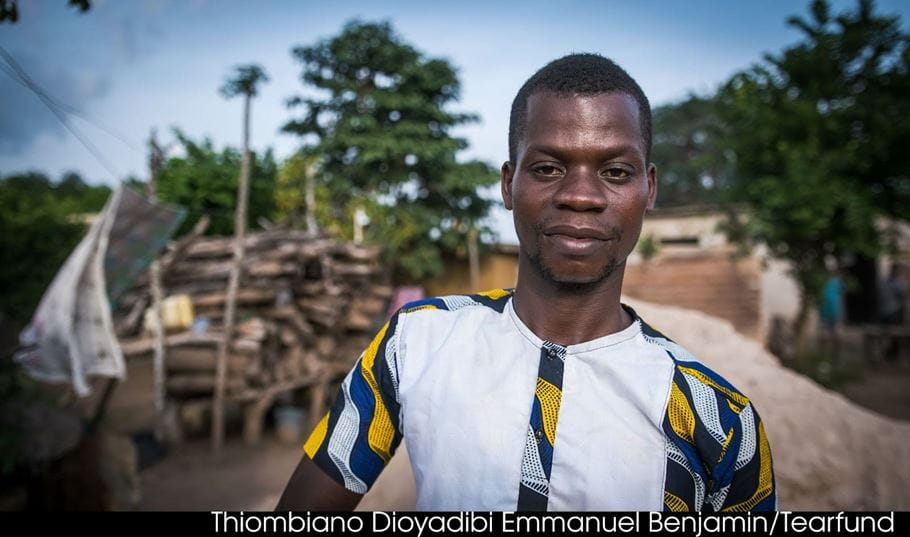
535, 258, 622, 289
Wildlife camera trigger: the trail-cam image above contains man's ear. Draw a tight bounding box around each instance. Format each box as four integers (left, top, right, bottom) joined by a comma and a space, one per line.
501, 161, 514, 211
646, 162, 658, 211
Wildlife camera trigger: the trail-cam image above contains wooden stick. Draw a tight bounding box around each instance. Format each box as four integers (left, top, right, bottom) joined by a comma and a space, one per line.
212, 89, 253, 455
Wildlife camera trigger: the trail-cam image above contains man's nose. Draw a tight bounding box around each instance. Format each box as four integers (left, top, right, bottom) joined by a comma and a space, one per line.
551, 167, 608, 211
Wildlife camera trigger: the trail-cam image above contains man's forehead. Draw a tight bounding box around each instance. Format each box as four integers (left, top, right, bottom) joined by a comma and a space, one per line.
525, 91, 639, 121
521, 91, 644, 155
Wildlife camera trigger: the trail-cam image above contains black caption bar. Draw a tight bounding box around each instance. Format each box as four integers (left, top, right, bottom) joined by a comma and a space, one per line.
3, 510, 901, 537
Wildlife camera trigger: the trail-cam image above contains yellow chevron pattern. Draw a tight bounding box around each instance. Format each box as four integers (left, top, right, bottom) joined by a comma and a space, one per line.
678, 365, 750, 408
717, 427, 735, 464
360, 321, 396, 462
303, 411, 330, 458
664, 490, 690, 512
668, 381, 696, 444
401, 304, 439, 314
477, 288, 512, 300
722, 420, 774, 511
535, 377, 562, 446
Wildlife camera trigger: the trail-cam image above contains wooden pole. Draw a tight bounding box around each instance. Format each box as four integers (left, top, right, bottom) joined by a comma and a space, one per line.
213, 91, 252, 454
148, 130, 168, 441
353, 206, 364, 245
468, 226, 480, 291
304, 160, 318, 236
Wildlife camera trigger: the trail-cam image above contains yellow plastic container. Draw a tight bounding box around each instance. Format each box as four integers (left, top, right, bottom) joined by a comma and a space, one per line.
144, 294, 194, 333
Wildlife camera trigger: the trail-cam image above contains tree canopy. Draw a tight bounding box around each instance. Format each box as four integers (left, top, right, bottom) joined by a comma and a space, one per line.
718, 0, 909, 303
0, 171, 109, 324
651, 95, 734, 208
220, 64, 270, 100
154, 130, 278, 237
283, 20, 499, 281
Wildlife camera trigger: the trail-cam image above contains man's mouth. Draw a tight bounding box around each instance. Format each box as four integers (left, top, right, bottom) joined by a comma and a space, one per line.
542, 225, 611, 241
542, 225, 613, 255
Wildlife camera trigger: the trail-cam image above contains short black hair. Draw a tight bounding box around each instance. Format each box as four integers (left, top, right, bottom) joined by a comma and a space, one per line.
508, 53, 652, 164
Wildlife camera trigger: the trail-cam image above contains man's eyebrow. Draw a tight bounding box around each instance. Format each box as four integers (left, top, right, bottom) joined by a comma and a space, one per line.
524, 144, 564, 157
524, 143, 644, 159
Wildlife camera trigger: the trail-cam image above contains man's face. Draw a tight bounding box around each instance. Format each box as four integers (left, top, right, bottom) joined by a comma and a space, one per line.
501, 92, 657, 287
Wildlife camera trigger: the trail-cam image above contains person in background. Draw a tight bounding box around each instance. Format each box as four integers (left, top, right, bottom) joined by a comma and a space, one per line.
818, 268, 845, 359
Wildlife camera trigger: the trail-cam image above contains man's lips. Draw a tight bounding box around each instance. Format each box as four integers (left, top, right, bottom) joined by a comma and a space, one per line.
541, 225, 613, 255
542, 225, 612, 241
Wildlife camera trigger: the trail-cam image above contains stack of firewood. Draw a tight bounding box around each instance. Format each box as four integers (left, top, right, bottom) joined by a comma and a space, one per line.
114, 229, 391, 401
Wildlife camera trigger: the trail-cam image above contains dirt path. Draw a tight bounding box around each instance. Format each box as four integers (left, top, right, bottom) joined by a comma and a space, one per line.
138, 437, 302, 511
841, 362, 910, 423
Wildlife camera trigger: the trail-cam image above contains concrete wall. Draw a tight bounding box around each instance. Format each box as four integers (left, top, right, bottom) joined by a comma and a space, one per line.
624, 252, 762, 338
424, 248, 519, 296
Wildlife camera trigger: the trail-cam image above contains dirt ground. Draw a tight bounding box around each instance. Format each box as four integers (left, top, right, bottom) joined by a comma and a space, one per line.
137, 435, 303, 511
840, 361, 910, 422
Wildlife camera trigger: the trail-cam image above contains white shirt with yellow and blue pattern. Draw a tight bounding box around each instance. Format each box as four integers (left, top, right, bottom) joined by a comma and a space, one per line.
304, 289, 776, 511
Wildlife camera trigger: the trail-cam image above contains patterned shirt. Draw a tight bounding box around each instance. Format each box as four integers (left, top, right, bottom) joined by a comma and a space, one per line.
303, 289, 776, 511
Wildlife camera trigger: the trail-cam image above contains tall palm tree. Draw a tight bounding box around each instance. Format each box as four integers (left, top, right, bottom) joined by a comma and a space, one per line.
213, 64, 268, 453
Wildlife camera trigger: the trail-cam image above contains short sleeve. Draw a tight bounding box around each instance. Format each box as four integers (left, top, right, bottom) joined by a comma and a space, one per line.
302, 309, 405, 494
712, 403, 777, 511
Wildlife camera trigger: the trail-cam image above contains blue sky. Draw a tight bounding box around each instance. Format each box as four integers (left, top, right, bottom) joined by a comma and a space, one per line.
2, 0, 908, 242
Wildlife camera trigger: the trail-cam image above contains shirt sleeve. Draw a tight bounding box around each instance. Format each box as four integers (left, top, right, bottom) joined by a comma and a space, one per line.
302, 309, 405, 494
710, 403, 777, 511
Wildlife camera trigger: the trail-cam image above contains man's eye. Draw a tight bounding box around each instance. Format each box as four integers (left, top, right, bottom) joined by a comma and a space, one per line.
602, 167, 632, 179
533, 165, 563, 176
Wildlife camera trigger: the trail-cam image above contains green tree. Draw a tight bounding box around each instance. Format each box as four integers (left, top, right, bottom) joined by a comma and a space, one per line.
276, 150, 330, 234
155, 130, 277, 237
283, 20, 499, 281
651, 95, 734, 208
0, 169, 107, 478
0, 171, 110, 325
717, 0, 910, 347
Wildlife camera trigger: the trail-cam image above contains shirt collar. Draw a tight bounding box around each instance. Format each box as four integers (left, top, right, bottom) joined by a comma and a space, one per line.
505, 296, 642, 354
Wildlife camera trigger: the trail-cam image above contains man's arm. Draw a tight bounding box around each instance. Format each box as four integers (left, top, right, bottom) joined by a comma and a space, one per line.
275, 455, 362, 511
275, 310, 407, 511
713, 403, 776, 511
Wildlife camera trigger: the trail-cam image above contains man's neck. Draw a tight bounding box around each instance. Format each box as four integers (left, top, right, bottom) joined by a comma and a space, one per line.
511, 257, 632, 347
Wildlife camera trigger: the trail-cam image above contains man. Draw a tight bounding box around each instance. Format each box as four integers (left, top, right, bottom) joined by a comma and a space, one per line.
277, 53, 776, 511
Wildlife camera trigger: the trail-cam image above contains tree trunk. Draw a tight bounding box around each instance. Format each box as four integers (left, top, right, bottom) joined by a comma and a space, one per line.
468, 226, 480, 291
213, 92, 252, 455
305, 163, 318, 235
353, 206, 365, 245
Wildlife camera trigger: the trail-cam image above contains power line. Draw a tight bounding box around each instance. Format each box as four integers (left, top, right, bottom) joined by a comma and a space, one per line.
0, 45, 133, 178
0, 47, 142, 155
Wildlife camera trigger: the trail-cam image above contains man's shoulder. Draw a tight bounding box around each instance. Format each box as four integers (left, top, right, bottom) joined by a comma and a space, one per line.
635, 311, 752, 411
396, 288, 514, 317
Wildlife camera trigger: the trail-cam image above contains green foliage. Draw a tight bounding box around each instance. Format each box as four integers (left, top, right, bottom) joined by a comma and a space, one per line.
716, 0, 910, 302
636, 234, 660, 261
283, 20, 499, 281
0, 171, 110, 324
651, 95, 734, 207
155, 130, 278, 236
794, 346, 864, 389
219, 64, 269, 99
276, 151, 325, 229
